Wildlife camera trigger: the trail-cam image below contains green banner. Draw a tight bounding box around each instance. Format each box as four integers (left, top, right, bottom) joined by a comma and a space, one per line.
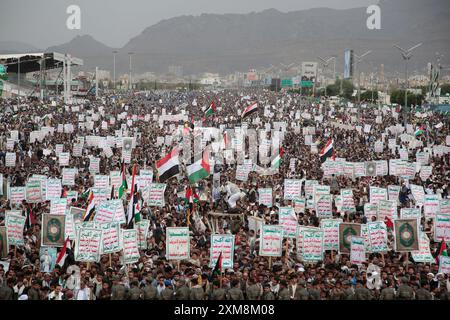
0, 64, 7, 81
301, 80, 313, 87
281, 78, 293, 88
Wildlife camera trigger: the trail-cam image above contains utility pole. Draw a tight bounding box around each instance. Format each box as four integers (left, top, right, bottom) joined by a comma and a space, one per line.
17, 56, 20, 108
393, 43, 422, 124
317, 56, 336, 97
95, 66, 99, 99
128, 52, 134, 91
112, 50, 117, 91
353, 50, 372, 104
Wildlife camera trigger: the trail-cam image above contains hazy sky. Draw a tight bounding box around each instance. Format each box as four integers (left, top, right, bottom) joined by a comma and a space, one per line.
0, 0, 377, 49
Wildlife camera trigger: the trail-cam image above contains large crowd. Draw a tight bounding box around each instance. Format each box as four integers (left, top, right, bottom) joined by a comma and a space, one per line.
0, 89, 449, 300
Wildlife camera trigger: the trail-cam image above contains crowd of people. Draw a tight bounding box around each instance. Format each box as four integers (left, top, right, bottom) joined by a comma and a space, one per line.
0, 88, 449, 300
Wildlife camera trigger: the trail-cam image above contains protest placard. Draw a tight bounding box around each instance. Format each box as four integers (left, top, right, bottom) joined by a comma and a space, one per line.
339, 223, 361, 254
5, 213, 26, 246
146, 183, 167, 206
210, 234, 235, 270
350, 236, 366, 265
122, 229, 140, 264
278, 207, 297, 238
284, 179, 302, 200
75, 228, 102, 262
166, 227, 190, 260
41, 214, 65, 247
394, 219, 419, 252
301, 229, 324, 262
411, 232, 435, 263
50, 198, 67, 215
259, 225, 283, 257
320, 219, 342, 251
434, 214, 450, 243
46, 178, 62, 201
100, 222, 121, 254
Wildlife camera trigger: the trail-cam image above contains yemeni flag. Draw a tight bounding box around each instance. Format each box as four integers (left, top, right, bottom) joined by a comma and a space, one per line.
241, 102, 258, 119
205, 101, 216, 117
82, 192, 96, 222
156, 148, 180, 183
415, 126, 425, 137
118, 162, 128, 199
56, 237, 71, 267
434, 239, 448, 263
319, 139, 335, 163
271, 147, 284, 170
127, 164, 137, 225
212, 252, 223, 279
186, 148, 211, 184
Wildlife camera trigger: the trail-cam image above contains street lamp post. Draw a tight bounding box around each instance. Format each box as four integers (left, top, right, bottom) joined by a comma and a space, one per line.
393, 43, 422, 123
17, 56, 20, 108
317, 56, 336, 97
128, 52, 134, 91
353, 51, 372, 104
112, 50, 117, 91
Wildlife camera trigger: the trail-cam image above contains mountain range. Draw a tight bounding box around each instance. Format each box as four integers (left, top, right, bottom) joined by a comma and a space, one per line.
1, 0, 449, 76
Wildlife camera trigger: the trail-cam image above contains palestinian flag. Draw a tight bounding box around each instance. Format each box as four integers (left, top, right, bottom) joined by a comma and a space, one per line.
319, 139, 335, 163
415, 126, 424, 137
434, 239, 448, 263
82, 192, 96, 222
186, 149, 210, 184
156, 148, 180, 183
185, 186, 200, 204
81, 188, 91, 199
127, 164, 137, 225
134, 200, 142, 223
394, 219, 419, 252
339, 223, 361, 254
271, 147, 284, 170
118, 162, 128, 199
212, 252, 223, 279
241, 102, 258, 119
25, 204, 34, 230
205, 101, 216, 117
56, 237, 71, 267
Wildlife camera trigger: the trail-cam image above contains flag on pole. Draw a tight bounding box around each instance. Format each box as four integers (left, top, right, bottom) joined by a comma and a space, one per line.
56, 237, 71, 267
271, 147, 284, 169
434, 239, 448, 264
319, 139, 335, 163
241, 102, 258, 119
212, 252, 223, 279
25, 204, 34, 230
415, 126, 425, 137
205, 101, 216, 117
118, 162, 128, 199
186, 148, 211, 184
127, 164, 137, 225
156, 148, 180, 183
81, 188, 91, 199
82, 192, 95, 222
